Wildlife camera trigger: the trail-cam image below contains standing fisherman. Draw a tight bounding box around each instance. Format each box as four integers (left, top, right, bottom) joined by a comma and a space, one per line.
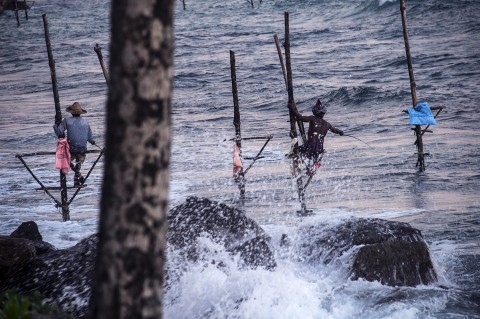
53, 102, 96, 186
289, 99, 344, 159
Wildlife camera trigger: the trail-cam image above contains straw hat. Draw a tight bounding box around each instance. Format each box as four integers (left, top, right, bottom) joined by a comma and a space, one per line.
65, 102, 87, 115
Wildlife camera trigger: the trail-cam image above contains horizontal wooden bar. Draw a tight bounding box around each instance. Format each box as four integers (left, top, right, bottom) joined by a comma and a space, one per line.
224, 135, 273, 142
36, 185, 87, 191
244, 156, 265, 160
17, 149, 103, 158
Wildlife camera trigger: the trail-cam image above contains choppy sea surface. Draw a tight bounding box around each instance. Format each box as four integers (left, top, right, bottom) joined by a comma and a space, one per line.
1, 0, 479, 318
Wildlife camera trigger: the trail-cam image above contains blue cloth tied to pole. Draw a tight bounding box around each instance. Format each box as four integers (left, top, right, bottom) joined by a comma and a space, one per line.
408, 101, 436, 125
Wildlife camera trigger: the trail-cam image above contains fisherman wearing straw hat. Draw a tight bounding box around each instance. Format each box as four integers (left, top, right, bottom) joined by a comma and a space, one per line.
53, 102, 96, 186
289, 99, 344, 159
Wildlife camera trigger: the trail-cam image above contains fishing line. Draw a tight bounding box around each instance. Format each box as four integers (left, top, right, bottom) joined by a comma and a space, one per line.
343, 134, 373, 148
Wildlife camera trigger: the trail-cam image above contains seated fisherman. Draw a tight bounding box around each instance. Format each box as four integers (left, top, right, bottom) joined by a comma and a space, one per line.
289, 99, 344, 159
53, 102, 96, 186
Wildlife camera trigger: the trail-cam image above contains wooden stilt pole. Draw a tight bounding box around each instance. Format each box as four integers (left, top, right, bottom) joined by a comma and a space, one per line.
284, 13, 306, 142
230, 50, 245, 198
284, 13, 297, 142
182, 0, 186, 10
43, 14, 70, 221
284, 11, 308, 214
14, 0, 20, 26
400, 0, 425, 171
23, 0, 28, 20
94, 43, 110, 85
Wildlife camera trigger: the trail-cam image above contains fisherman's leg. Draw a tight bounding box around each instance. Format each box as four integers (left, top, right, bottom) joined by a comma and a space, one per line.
74, 153, 86, 185
70, 153, 81, 186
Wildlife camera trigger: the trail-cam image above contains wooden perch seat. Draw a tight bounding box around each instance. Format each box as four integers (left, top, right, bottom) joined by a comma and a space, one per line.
36, 185, 87, 191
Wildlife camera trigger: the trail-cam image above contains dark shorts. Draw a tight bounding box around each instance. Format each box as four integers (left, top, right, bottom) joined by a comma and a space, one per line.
70, 152, 86, 164
299, 140, 324, 158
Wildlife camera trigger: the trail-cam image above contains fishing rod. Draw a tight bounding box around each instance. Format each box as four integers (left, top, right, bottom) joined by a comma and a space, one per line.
343, 134, 373, 148
93, 143, 104, 151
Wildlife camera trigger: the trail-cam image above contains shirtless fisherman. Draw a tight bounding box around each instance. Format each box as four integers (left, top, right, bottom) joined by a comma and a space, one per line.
289, 99, 344, 159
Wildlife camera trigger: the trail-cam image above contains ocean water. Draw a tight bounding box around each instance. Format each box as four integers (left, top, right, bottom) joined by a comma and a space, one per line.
0, 0, 479, 318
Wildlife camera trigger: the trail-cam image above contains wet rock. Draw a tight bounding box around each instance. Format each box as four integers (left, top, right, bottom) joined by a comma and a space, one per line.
10, 221, 56, 254
295, 217, 437, 287
31, 313, 73, 319
10, 221, 43, 241
352, 239, 437, 287
0, 234, 97, 319
0, 237, 36, 267
168, 196, 276, 270
1, 198, 277, 317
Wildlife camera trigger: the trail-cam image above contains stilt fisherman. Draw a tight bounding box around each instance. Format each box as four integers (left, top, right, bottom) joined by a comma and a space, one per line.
53, 102, 96, 186
289, 99, 344, 159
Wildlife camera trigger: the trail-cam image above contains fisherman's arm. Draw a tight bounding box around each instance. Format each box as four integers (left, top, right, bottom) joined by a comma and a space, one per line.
329, 124, 344, 136
288, 102, 310, 122
87, 124, 95, 145
53, 118, 67, 138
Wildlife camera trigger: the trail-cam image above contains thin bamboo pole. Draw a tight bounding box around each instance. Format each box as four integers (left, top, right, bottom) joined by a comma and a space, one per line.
274, 33, 287, 90
243, 136, 272, 175
16, 155, 62, 207
400, 0, 424, 171
68, 148, 104, 205
43, 14, 69, 221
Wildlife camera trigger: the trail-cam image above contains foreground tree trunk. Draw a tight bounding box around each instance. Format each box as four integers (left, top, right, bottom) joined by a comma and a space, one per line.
90, 1, 174, 318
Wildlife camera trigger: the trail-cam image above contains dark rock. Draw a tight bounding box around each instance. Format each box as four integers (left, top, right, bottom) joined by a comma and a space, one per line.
168, 196, 276, 270
294, 217, 437, 287
0, 235, 98, 319
232, 237, 276, 270
1, 198, 277, 318
32, 313, 73, 319
10, 221, 56, 255
0, 237, 36, 267
10, 221, 43, 241
1, 202, 437, 319
352, 240, 437, 286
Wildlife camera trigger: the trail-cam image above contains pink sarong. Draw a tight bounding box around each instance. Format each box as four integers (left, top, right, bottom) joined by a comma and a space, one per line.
233, 142, 243, 178
55, 138, 71, 175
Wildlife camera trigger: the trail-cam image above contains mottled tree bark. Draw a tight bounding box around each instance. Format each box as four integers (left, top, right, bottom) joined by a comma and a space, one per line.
90, 1, 174, 318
